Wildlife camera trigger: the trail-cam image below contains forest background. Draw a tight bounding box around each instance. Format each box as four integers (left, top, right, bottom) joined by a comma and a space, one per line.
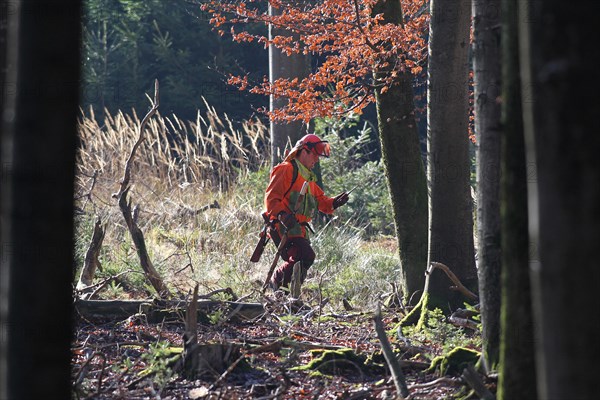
2, 0, 598, 399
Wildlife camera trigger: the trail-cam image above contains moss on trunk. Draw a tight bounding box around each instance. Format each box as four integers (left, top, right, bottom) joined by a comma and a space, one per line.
372, 0, 428, 300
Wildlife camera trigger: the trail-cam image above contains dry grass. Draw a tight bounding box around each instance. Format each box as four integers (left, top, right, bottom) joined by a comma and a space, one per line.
76, 99, 268, 195
74, 103, 271, 298
74, 103, 400, 307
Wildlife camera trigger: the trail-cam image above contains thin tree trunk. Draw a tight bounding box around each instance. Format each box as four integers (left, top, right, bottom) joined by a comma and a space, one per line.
373, 0, 428, 300
518, 1, 600, 399
0, 1, 80, 398
472, 0, 502, 371
496, 0, 537, 398
268, 2, 310, 166
426, 0, 477, 309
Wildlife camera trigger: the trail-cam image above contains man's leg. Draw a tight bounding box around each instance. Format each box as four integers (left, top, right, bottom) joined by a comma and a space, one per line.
271, 237, 315, 289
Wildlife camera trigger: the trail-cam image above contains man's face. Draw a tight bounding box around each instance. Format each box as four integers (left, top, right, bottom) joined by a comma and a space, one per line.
297, 148, 320, 170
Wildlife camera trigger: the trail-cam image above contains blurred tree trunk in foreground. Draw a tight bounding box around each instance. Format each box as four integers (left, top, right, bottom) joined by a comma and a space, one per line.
518, 0, 600, 398
0, 0, 80, 398
497, 0, 537, 398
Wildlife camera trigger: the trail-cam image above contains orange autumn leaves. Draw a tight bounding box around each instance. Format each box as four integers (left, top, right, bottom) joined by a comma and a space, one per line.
202, 0, 429, 122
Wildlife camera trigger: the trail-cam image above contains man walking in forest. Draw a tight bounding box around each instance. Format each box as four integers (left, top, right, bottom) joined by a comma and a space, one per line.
264, 134, 350, 291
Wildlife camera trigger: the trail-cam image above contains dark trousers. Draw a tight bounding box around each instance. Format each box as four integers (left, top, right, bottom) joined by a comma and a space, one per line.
271, 236, 315, 288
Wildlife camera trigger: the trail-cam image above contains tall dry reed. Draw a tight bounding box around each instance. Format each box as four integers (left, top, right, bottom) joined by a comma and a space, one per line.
76, 99, 269, 201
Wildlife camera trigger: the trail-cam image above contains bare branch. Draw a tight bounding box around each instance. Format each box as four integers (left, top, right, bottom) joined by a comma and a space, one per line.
429, 262, 478, 301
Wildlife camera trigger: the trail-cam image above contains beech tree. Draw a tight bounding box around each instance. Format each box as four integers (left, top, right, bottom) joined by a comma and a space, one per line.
0, 0, 80, 398
472, 0, 502, 371
426, 0, 477, 309
268, 1, 311, 165
372, 0, 428, 298
202, 0, 430, 298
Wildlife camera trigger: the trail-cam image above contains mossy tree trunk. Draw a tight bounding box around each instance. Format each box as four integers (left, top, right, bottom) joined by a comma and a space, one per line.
426, 0, 477, 309
268, 1, 311, 166
0, 1, 80, 398
518, 0, 600, 398
372, 0, 428, 300
472, 0, 502, 371
496, 0, 537, 398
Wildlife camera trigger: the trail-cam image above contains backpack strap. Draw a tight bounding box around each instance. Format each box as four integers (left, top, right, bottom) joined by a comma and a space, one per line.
282, 160, 299, 200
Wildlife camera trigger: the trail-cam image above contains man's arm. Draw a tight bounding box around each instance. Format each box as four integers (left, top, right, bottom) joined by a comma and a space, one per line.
313, 183, 336, 214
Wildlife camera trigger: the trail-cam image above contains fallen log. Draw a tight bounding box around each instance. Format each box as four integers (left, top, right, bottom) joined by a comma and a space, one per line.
74, 299, 265, 324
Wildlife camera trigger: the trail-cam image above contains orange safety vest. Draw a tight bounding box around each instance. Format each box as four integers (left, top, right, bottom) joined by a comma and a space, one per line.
264, 159, 335, 238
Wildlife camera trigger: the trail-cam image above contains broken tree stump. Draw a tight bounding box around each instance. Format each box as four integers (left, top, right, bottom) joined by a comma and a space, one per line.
76, 217, 106, 293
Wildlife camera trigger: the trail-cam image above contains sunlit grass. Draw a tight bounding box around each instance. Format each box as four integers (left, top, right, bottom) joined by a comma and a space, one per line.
73, 105, 400, 309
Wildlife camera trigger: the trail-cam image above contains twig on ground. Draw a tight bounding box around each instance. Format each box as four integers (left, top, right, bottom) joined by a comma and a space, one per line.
77, 269, 133, 300
374, 303, 409, 399
408, 376, 462, 390
449, 315, 479, 330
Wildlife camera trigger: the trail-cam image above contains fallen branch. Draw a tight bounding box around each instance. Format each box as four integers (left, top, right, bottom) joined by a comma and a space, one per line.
198, 287, 238, 301
449, 315, 479, 331
74, 298, 265, 323
461, 364, 496, 400
430, 262, 478, 301
87, 270, 134, 299
374, 303, 409, 399
408, 376, 462, 390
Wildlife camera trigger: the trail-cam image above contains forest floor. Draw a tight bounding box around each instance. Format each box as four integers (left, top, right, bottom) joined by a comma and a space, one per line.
71, 292, 482, 400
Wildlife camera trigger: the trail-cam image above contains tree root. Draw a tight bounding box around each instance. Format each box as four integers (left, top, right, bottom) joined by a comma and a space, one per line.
399, 262, 478, 330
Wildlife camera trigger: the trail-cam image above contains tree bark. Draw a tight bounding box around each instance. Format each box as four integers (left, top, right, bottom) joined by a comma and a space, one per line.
426, 0, 477, 309
518, 1, 600, 399
496, 1, 537, 398
373, 0, 428, 300
472, 0, 502, 371
268, 1, 311, 166
0, 1, 80, 398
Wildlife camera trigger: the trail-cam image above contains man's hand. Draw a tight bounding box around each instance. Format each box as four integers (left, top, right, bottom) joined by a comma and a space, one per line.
333, 192, 350, 209
278, 212, 298, 231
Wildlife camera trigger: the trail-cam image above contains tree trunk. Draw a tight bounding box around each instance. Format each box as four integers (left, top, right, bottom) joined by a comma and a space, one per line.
0, 1, 80, 398
0, 1, 11, 393
372, 0, 428, 301
472, 0, 502, 371
496, 0, 538, 398
518, 1, 600, 399
268, 2, 311, 166
426, 0, 477, 309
